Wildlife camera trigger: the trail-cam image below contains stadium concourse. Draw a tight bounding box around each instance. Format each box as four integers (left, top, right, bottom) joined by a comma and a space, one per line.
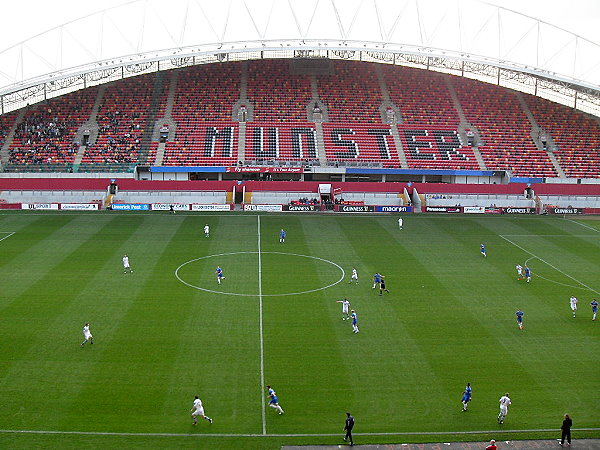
283, 439, 600, 449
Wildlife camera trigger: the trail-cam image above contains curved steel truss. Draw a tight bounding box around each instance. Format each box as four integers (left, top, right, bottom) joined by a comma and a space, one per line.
0, 0, 598, 115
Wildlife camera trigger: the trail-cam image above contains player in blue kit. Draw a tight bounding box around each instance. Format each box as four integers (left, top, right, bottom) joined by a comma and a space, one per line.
480, 244, 487, 257
524, 266, 531, 283
516, 309, 524, 330
279, 229, 286, 243
461, 383, 472, 411
351, 310, 359, 333
216, 266, 225, 284
266, 385, 284, 414
591, 299, 598, 321
372, 272, 382, 289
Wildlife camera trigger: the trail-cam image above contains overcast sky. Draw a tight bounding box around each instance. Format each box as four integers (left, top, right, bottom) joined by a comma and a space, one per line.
0, 0, 597, 50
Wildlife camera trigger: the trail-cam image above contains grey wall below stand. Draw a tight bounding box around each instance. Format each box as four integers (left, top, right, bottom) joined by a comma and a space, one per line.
531, 125, 557, 153
307, 99, 329, 123
457, 123, 481, 147
75, 122, 99, 146
232, 100, 254, 122
379, 101, 402, 124
151, 117, 177, 142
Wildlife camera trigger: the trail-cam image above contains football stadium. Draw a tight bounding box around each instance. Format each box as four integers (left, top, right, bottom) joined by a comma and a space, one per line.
0, 0, 599, 449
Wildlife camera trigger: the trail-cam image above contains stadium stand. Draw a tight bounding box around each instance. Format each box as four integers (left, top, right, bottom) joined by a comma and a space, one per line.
399, 125, 480, 170
377, 66, 478, 170
247, 60, 311, 122
523, 93, 600, 178
144, 72, 172, 166
5, 90, 96, 172
317, 60, 382, 122
245, 122, 319, 165
322, 123, 398, 167
0, 111, 18, 147
79, 75, 154, 172
160, 64, 241, 166
0, 61, 598, 176
383, 65, 460, 128
452, 77, 557, 177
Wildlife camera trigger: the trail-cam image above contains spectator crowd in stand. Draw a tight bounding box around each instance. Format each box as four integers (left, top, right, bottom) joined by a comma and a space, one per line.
289, 197, 354, 206
290, 197, 320, 205
0, 121, 8, 147
9, 109, 77, 166
90, 110, 142, 165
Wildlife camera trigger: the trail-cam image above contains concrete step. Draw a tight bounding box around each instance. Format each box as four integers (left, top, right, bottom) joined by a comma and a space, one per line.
315, 122, 327, 166
153, 142, 167, 166
390, 125, 408, 169
0, 108, 26, 168
238, 122, 246, 163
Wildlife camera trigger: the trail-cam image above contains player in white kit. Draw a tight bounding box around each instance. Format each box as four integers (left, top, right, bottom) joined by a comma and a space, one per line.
498, 393, 511, 424
569, 296, 578, 318
515, 264, 523, 280
336, 298, 351, 320
204, 224, 210, 238
191, 396, 213, 425
81, 323, 93, 346
398, 218, 403, 229
349, 268, 358, 284
122, 255, 133, 274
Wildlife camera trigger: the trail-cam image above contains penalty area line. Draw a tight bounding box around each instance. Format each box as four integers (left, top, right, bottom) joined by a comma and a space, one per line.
501, 234, 599, 237
0, 231, 15, 243
500, 235, 599, 295
0, 428, 598, 438
567, 218, 600, 233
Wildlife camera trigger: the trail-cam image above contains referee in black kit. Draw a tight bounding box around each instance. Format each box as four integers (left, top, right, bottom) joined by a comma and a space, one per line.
343, 412, 354, 446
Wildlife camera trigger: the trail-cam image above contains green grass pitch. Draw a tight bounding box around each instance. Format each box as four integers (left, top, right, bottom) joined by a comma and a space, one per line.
0, 212, 598, 449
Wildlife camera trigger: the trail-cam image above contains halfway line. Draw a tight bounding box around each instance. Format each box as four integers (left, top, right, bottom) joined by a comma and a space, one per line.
258, 216, 266, 435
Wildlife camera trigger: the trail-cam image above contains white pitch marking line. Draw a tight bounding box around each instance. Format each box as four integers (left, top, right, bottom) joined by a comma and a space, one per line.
0, 428, 597, 438
533, 273, 593, 290
502, 234, 599, 237
258, 216, 266, 436
500, 235, 600, 295
567, 218, 600, 233
0, 232, 15, 243
174, 252, 345, 297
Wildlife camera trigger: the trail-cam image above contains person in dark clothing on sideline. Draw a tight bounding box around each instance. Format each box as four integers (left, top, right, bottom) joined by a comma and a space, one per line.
343, 412, 354, 446
560, 414, 572, 446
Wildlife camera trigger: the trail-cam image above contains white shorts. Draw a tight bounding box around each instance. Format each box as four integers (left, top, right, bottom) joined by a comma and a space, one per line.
83, 332, 92, 339
342, 308, 349, 314
192, 408, 205, 417
570, 305, 577, 311
500, 406, 508, 415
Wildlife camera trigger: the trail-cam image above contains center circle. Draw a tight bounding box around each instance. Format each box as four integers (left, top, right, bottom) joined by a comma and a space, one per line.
175, 251, 345, 297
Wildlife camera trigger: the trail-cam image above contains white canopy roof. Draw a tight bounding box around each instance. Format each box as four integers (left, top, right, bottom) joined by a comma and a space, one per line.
0, 0, 598, 114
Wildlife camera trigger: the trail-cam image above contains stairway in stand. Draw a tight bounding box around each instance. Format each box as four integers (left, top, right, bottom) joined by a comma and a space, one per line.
139, 72, 166, 166
0, 109, 26, 168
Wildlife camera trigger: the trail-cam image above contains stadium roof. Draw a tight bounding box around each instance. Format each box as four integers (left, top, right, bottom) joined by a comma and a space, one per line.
1, 0, 599, 115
